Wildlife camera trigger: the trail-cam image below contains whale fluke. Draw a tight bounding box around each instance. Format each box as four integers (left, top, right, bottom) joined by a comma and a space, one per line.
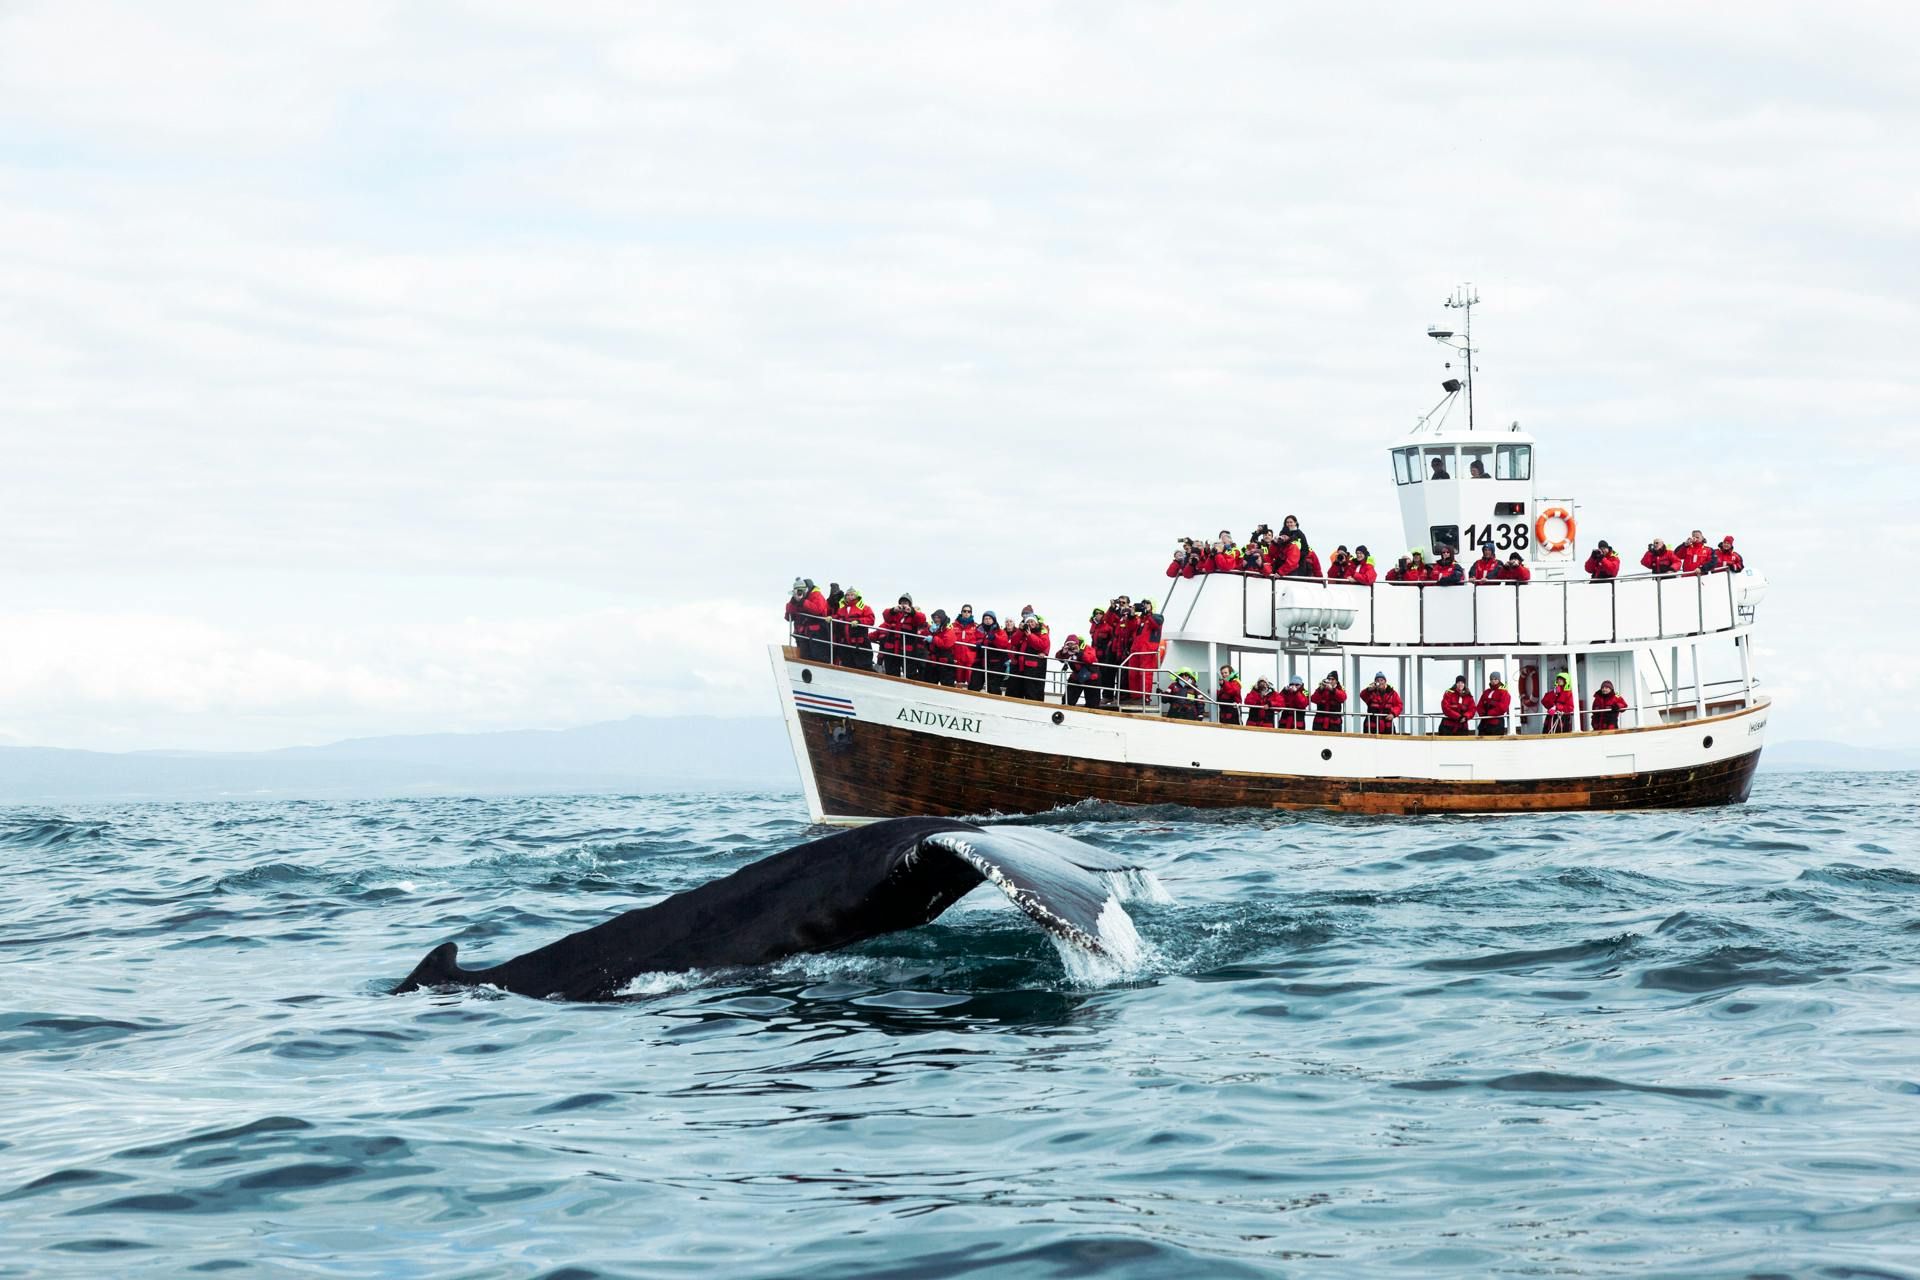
392, 818, 1158, 1001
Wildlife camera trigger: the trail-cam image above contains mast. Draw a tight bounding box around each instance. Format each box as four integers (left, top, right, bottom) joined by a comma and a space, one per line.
1427, 283, 1480, 432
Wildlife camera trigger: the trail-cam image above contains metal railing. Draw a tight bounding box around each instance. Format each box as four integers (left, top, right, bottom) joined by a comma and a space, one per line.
782, 625, 1745, 737
1240, 566, 1744, 647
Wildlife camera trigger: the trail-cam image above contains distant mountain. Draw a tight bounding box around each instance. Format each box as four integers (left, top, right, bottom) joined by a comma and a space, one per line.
1758, 740, 1920, 773
0, 716, 799, 803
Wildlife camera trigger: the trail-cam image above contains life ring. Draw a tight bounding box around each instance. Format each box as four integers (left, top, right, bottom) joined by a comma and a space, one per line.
1519, 664, 1541, 711
1535, 506, 1574, 553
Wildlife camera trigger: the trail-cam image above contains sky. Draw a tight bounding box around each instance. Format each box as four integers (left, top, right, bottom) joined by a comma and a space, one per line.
1, 2, 1914, 752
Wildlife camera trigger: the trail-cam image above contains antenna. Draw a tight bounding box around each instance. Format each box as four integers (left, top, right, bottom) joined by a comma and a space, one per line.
1430, 283, 1480, 432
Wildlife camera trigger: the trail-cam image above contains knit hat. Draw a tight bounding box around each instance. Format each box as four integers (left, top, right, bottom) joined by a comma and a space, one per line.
792, 577, 806, 592
1374, 670, 1387, 680
1288, 675, 1304, 686
1065, 634, 1081, 644
1355, 545, 1370, 558
899, 593, 913, 605
1489, 671, 1504, 684
1720, 535, 1735, 547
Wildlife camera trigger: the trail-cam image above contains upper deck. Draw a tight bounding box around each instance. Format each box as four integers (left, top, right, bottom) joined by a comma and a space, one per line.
1165, 568, 1763, 651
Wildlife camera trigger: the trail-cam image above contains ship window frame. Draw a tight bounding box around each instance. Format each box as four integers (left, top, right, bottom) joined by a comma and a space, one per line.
1423, 445, 1456, 481
1461, 444, 1493, 479
1393, 446, 1422, 486
1496, 443, 1532, 481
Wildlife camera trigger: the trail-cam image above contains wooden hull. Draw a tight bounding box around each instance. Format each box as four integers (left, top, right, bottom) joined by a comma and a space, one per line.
796, 709, 1761, 819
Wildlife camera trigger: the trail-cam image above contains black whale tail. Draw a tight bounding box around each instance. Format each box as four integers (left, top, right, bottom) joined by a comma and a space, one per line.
393, 941, 468, 994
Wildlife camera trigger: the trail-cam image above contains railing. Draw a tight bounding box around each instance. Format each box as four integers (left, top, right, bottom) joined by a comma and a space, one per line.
1239, 566, 1743, 647
782, 626, 1747, 736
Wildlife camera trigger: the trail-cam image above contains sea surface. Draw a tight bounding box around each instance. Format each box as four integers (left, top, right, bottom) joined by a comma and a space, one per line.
4, 774, 1919, 1278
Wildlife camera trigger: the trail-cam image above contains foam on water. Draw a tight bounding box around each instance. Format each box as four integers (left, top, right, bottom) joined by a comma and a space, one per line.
3, 776, 1919, 1278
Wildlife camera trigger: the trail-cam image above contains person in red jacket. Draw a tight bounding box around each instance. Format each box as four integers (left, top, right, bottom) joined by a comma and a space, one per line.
950, 605, 982, 688
1384, 555, 1413, 583
1276, 674, 1310, 729
1123, 600, 1162, 703
1430, 547, 1466, 586
1405, 550, 1433, 582
1310, 672, 1347, 732
1468, 541, 1502, 582
1350, 546, 1378, 586
1439, 675, 1476, 735
1057, 635, 1102, 707
926, 610, 960, 686
1326, 546, 1355, 579
786, 577, 831, 661
1589, 680, 1630, 730
1267, 535, 1303, 578
1676, 529, 1714, 574
1641, 538, 1681, 575
873, 594, 927, 678
1243, 677, 1276, 727
1103, 598, 1137, 705
1585, 541, 1621, 579
1167, 538, 1203, 578
1541, 671, 1576, 733
1499, 552, 1532, 583
1477, 672, 1512, 736
831, 588, 875, 669
1712, 536, 1744, 573
1216, 665, 1242, 725
979, 611, 1015, 695
1360, 672, 1403, 734
1010, 612, 1051, 701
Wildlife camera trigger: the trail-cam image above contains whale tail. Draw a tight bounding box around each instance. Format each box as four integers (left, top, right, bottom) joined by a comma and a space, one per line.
919, 828, 1154, 964
392, 941, 467, 994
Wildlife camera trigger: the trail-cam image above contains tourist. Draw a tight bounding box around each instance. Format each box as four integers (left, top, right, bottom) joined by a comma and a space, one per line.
1057, 635, 1102, 708
1676, 530, 1714, 573
1276, 675, 1310, 730
1541, 671, 1576, 733
1311, 672, 1348, 732
1326, 546, 1355, 579
1439, 675, 1475, 735
1244, 677, 1277, 727
979, 611, 1014, 695
1011, 611, 1051, 701
1477, 672, 1512, 736
874, 594, 926, 678
1360, 672, 1403, 734
831, 588, 874, 669
1350, 546, 1378, 586
927, 610, 959, 686
1589, 679, 1630, 730
1642, 538, 1681, 575
1217, 665, 1242, 725
1712, 536, 1744, 573
1123, 599, 1163, 703
1500, 552, 1532, 583
1584, 541, 1621, 580
1431, 547, 1466, 586
1468, 541, 1503, 582
786, 577, 831, 661
1166, 669, 1206, 720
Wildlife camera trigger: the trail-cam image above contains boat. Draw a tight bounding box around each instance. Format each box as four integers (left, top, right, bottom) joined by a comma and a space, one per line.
769, 289, 1769, 823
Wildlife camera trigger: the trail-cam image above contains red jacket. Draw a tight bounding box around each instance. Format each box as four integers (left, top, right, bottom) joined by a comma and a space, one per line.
1216, 677, 1242, 712
1213, 547, 1244, 572
1276, 685, 1310, 729
1477, 687, 1512, 723
832, 600, 875, 646
980, 625, 1015, 671
1269, 540, 1302, 577
1057, 643, 1100, 683
1468, 555, 1502, 582
1360, 684, 1403, 723
1499, 562, 1532, 583
1128, 613, 1162, 655
1351, 560, 1378, 586
1714, 548, 1745, 573
1542, 687, 1576, 718
1310, 684, 1346, 730
1676, 541, 1714, 573
1011, 624, 1051, 674
873, 606, 927, 655
1295, 549, 1323, 578
950, 622, 982, 666
1441, 689, 1476, 728
1243, 687, 1276, 727
1590, 690, 1629, 730
1642, 547, 1681, 574
1326, 557, 1354, 580
1166, 557, 1195, 579
1585, 550, 1621, 579
786, 589, 830, 634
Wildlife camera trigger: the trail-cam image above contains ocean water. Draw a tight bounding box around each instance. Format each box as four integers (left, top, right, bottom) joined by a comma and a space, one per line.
4, 775, 1919, 1279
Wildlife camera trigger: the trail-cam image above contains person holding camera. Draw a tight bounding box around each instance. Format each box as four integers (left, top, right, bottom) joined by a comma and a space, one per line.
1010, 610, 1051, 701
1359, 671, 1403, 734
874, 593, 927, 678
1122, 598, 1163, 704
1276, 674, 1310, 729
786, 577, 831, 661
1499, 552, 1532, 583
1642, 538, 1681, 575
927, 609, 959, 687
1584, 541, 1621, 579
1056, 635, 1101, 707
1676, 530, 1714, 574
1244, 677, 1277, 727
978, 611, 1014, 695
1310, 672, 1347, 732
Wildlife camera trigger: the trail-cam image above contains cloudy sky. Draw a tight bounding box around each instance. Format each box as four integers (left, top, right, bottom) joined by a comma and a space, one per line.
1, 2, 1913, 752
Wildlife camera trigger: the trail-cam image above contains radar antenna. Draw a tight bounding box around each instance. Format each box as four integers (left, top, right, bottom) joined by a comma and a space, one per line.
1427, 284, 1480, 432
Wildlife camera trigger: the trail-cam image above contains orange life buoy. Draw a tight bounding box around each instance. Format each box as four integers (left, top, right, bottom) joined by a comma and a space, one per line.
1535, 506, 1574, 553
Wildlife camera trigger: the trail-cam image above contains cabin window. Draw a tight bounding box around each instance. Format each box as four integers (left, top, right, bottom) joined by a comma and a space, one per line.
1393, 446, 1422, 485
1461, 444, 1492, 479
1423, 446, 1455, 481
1496, 443, 1532, 481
